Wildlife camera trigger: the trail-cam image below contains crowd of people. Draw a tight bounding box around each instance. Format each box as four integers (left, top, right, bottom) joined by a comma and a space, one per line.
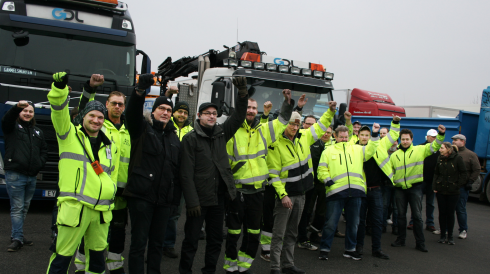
1, 72, 479, 274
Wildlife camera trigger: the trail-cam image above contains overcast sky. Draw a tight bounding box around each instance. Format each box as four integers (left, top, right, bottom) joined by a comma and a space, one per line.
124, 0, 490, 106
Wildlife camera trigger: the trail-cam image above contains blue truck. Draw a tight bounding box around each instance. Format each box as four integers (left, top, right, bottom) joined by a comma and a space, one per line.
0, 0, 151, 200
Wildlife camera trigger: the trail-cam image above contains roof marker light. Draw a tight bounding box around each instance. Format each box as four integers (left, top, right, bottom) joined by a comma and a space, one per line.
310, 63, 324, 72
241, 52, 261, 62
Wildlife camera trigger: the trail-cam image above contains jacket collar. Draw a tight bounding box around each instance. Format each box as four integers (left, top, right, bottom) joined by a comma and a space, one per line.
78, 125, 111, 147
194, 120, 224, 138
144, 112, 177, 133
172, 116, 191, 129
242, 118, 261, 130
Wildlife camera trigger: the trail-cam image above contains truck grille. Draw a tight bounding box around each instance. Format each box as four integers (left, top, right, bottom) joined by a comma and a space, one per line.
177, 83, 199, 126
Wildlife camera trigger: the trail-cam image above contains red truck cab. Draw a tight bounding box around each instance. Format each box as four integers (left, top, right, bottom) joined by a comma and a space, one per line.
348, 88, 406, 117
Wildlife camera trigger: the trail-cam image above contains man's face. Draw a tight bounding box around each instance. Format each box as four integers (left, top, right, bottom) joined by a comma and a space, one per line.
400, 133, 413, 148
83, 110, 104, 135
335, 131, 349, 143
199, 107, 217, 128
452, 138, 465, 148
302, 117, 316, 129
380, 128, 388, 138
19, 105, 34, 122
106, 95, 125, 119
359, 130, 371, 145
426, 135, 436, 143
353, 124, 361, 135
173, 109, 189, 124
246, 100, 258, 124
285, 122, 300, 139
152, 104, 172, 123
321, 127, 333, 142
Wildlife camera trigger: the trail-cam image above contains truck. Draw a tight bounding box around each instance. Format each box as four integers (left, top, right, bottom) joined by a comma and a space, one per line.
0, 0, 151, 199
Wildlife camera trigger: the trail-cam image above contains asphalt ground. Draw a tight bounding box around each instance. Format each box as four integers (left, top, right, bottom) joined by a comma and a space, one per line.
1, 196, 489, 274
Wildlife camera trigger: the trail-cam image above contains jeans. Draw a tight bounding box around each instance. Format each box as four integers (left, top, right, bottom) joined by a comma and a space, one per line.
395, 183, 425, 245
456, 187, 469, 232
409, 181, 435, 227
179, 195, 225, 274
436, 193, 460, 237
320, 197, 361, 252
164, 195, 184, 248
127, 197, 171, 274
357, 187, 384, 251
382, 185, 398, 228
5, 170, 37, 242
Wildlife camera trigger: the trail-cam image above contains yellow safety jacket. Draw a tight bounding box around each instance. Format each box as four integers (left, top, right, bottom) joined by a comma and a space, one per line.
318, 136, 380, 199
349, 134, 359, 144
267, 109, 335, 198
390, 133, 444, 189
171, 117, 193, 141
371, 121, 400, 182
49, 84, 118, 211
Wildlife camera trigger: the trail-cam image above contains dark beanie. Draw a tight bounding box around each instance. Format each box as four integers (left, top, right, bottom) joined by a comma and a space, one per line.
173, 101, 190, 113
79, 100, 106, 119
152, 96, 173, 112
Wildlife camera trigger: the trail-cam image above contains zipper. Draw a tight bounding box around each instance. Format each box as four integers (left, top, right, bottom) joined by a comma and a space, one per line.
403, 150, 408, 189
339, 154, 342, 165
74, 168, 80, 195
342, 143, 351, 196
286, 145, 295, 158
349, 155, 353, 165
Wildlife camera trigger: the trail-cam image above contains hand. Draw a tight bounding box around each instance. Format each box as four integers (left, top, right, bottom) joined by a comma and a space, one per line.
187, 206, 201, 217
433, 190, 437, 193
281, 196, 293, 209
68, 86, 72, 93
282, 89, 291, 105
263, 101, 272, 116
165, 86, 179, 97
372, 123, 380, 133
328, 101, 337, 112
297, 94, 308, 108
326, 180, 334, 187
137, 73, 155, 91
344, 111, 352, 120
90, 74, 104, 88
392, 114, 401, 122
438, 124, 446, 134
17, 100, 29, 108
53, 72, 69, 89
465, 181, 473, 191
233, 76, 248, 97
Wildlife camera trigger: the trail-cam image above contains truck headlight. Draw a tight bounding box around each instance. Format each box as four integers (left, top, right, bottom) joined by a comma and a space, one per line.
266, 63, 277, 71
302, 69, 312, 76
254, 62, 265, 69
313, 71, 323, 78
278, 65, 289, 72
2, 1, 15, 11
324, 72, 334, 80
122, 19, 132, 30
290, 67, 300, 74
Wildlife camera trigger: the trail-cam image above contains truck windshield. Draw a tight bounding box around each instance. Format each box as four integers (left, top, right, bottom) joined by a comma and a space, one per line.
247, 79, 332, 118
0, 28, 135, 86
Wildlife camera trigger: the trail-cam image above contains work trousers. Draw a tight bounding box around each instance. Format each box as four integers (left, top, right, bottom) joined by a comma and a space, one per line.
395, 183, 425, 245
436, 193, 460, 237
260, 185, 276, 253
308, 183, 327, 233
356, 187, 384, 252
297, 188, 315, 243
270, 195, 305, 271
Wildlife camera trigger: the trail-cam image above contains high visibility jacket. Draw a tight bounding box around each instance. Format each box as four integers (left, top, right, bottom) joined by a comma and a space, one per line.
318, 135, 380, 200
48, 84, 118, 211
370, 121, 400, 182
267, 109, 335, 199
171, 117, 193, 141
349, 134, 359, 144
390, 133, 444, 189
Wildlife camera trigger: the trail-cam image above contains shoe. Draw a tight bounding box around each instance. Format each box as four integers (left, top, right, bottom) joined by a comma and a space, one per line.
261, 253, 271, 262
372, 250, 390, 260
356, 245, 363, 255
433, 229, 441, 235
318, 251, 329, 260
282, 265, 305, 274
387, 219, 393, 225
199, 230, 205, 240
392, 226, 399, 235
407, 224, 414, 230
343, 251, 362, 261
415, 244, 428, 252
447, 236, 455, 245
297, 241, 318, 251
8, 240, 23, 252
458, 230, 467, 239
334, 231, 345, 238
309, 232, 321, 243
162, 247, 178, 258
391, 239, 405, 247
11, 237, 33, 246
426, 226, 436, 232
437, 236, 446, 244
270, 270, 281, 274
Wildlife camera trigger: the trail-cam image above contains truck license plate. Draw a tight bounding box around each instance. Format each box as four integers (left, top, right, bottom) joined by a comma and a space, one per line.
43, 190, 56, 197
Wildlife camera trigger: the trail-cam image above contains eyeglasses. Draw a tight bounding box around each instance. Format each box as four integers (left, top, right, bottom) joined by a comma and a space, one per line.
109, 101, 125, 107
304, 122, 315, 126
201, 112, 218, 116
288, 123, 300, 128
157, 105, 172, 112
177, 109, 189, 115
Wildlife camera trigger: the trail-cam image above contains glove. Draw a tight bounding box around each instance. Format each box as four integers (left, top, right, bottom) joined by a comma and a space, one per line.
53, 72, 69, 89
465, 180, 473, 191
326, 180, 334, 187
232, 76, 248, 97
137, 73, 154, 91
187, 206, 201, 217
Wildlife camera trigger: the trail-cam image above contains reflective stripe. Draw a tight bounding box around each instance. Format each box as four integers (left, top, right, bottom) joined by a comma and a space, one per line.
430, 144, 435, 153
395, 161, 424, 171
327, 183, 365, 197
235, 174, 269, 184
107, 252, 122, 261
247, 228, 260, 234
82, 90, 92, 99
224, 259, 238, 272
57, 125, 71, 140
317, 120, 327, 132
51, 97, 69, 111
390, 126, 400, 132
228, 229, 241, 234
332, 172, 363, 182
230, 138, 267, 162
107, 261, 124, 271
378, 157, 390, 169
371, 136, 380, 141
117, 181, 127, 188
120, 156, 130, 164
238, 266, 249, 272
259, 129, 268, 156
387, 172, 394, 179
435, 138, 443, 144
269, 177, 281, 184
319, 162, 328, 168
59, 192, 113, 206
269, 169, 280, 175
261, 231, 272, 237
101, 164, 114, 175
59, 152, 90, 163
394, 173, 424, 184
278, 115, 287, 125
387, 132, 395, 144
268, 120, 277, 143
261, 244, 271, 251
310, 126, 319, 142
280, 154, 311, 172
323, 177, 332, 183
238, 256, 254, 264
283, 167, 313, 183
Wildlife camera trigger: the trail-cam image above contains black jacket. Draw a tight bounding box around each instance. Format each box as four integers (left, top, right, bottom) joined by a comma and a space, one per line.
2, 106, 48, 176
124, 90, 181, 206
180, 94, 248, 208
420, 140, 440, 185
433, 150, 467, 195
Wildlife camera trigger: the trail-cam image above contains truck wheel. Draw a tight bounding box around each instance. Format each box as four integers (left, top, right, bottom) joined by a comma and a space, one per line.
486, 180, 490, 204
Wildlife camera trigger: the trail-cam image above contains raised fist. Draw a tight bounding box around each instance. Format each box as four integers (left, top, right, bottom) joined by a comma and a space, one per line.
328, 101, 337, 112
17, 100, 29, 108
392, 114, 401, 122
344, 111, 352, 120
282, 89, 291, 104
297, 94, 308, 108
373, 123, 380, 133
90, 74, 104, 88
263, 101, 272, 115
438, 124, 446, 134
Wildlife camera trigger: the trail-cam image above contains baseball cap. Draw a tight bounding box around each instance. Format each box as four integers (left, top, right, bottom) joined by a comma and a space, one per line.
451, 134, 466, 141
353, 121, 361, 126
359, 125, 371, 133
426, 129, 438, 137
198, 102, 218, 113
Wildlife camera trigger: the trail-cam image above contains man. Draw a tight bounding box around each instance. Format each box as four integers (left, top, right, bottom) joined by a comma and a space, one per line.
349, 120, 361, 144
356, 116, 401, 260
72, 74, 131, 273
407, 129, 439, 232
3, 100, 47, 252
302, 115, 316, 129
452, 134, 480, 239
124, 74, 181, 273
382, 141, 399, 235
268, 101, 336, 274
223, 88, 295, 273
317, 123, 380, 261
390, 126, 445, 252
46, 72, 118, 274
179, 77, 249, 274
379, 127, 388, 138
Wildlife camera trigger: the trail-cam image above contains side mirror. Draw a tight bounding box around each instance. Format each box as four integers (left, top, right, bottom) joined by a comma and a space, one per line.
12, 30, 29, 47
136, 49, 152, 94
338, 103, 347, 117
211, 80, 226, 117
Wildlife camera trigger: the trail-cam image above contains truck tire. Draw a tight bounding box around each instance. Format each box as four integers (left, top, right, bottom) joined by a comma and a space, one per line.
486, 180, 490, 204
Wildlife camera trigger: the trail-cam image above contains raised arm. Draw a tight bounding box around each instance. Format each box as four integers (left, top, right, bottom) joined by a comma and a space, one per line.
74, 74, 105, 125
223, 77, 248, 141
1, 103, 26, 134
262, 90, 295, 145
304, 101, 336, 146
362, 123, 381, 161
47, 72, 72, 143
380, 116, 401, 150
424, 124, 445, 157
125, 74, 154, 139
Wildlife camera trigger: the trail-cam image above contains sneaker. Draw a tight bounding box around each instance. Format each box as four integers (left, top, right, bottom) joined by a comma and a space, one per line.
447, 236, 455, 245
437, 236, 447, 244
426, 226, 436, 232
343, 251, 362, 260
297, 241, 318, 251
260, 253, 271, 262
282, 265, 305, 274
334, 231, 345, 238
458, 230, 467, 239
387, 219, 393, 225
372, 250, 390, 260
8, 240, 23, 252
318, 251, 329, 260
407, 224, 414, 230
433, 229, 441, 235
162, 247, 178, 258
